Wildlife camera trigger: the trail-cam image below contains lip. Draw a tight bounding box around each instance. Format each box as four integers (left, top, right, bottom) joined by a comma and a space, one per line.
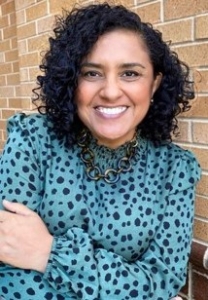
94, 106, 128, 118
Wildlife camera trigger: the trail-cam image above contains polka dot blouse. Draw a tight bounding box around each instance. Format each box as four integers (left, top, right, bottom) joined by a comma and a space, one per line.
0, 113, 201, 300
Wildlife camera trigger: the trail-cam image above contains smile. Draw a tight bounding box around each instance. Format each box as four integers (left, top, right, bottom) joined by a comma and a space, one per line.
95, 106, 127, 115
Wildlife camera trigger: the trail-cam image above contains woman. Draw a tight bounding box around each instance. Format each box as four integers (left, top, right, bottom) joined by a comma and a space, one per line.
0, 3, 201, 300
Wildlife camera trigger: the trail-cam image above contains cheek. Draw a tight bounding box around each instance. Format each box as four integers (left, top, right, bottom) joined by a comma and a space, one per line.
75, 80, 84, 100
76, 102, 85, 118
130, 90, 151, 106
74, 89, 85, 109
75, 84, 91, 106
130, 81, 153, 97
76, 97, 89, 122
74, 92, 84, 119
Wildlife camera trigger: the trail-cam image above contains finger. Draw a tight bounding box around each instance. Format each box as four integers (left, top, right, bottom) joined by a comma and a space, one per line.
2, 200, 33, 216
0, 210, 9, 222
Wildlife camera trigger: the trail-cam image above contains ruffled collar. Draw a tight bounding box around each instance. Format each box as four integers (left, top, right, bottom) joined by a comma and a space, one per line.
77, 129, 147, 171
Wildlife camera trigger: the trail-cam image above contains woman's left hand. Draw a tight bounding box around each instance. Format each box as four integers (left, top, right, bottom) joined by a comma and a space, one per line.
0, 200, 53, 273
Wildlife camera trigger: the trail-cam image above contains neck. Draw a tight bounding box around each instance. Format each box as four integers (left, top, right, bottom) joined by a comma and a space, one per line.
88, 130, 138, 149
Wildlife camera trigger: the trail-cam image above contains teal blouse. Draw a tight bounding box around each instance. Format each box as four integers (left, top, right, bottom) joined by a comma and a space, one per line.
0, 113, 201, 300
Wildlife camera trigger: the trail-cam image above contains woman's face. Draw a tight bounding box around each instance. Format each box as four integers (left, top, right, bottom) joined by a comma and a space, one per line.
76, 29, 161, 148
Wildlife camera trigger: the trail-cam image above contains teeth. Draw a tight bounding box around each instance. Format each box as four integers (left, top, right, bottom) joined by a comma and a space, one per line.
96, 106, 127, 114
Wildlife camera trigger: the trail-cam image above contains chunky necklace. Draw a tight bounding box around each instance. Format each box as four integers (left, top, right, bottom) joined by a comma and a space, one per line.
77, 129, 138, 184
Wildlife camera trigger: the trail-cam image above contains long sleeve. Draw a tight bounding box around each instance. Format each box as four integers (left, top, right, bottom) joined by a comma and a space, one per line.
0, 113, 201, 300
0, 113, 44, 210
43, 149, 201, 299
43, 187, 197, 300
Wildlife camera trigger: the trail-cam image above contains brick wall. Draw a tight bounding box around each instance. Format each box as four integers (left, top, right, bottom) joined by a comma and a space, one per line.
0, 0, 208, 298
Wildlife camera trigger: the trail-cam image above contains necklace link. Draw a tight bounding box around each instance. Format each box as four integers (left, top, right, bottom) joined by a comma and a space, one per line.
117, 156, 132, 172
104, 169, 120, 184
78, 130, 138, 184
81, 148, 94, 163
86, 166, 103, 180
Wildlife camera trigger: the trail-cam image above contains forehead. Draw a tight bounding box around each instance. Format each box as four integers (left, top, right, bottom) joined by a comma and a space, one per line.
83, 29, 151, 64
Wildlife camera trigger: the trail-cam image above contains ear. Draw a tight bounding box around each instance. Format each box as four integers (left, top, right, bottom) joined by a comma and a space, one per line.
152, 72, 163, 96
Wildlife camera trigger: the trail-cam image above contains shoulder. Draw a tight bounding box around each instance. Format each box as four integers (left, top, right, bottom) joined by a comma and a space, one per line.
147, 141, 201, 192
164, 142, 200, 169
150, 141, 199, 168
6, 113, 57, 143
5, 113, 60, 154
7, 112, 51, 135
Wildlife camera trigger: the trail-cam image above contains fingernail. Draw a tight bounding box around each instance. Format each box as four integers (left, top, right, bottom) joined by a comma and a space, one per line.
2, 199, 9, 204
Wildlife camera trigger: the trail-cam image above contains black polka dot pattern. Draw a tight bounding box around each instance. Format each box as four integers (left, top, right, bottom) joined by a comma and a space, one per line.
0, 114, 201, 299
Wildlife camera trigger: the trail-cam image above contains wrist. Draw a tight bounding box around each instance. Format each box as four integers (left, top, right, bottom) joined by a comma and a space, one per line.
34, 234, 53, 273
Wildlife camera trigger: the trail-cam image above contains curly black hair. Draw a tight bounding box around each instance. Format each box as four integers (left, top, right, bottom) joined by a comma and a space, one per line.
32, 2, 195, 146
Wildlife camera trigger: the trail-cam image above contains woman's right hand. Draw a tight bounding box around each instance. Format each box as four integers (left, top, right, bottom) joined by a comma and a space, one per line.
0, 200, 53, 273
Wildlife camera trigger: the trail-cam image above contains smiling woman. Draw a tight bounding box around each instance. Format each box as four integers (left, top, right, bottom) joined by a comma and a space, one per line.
0, 3, 201, 300
76, 29, 162, 148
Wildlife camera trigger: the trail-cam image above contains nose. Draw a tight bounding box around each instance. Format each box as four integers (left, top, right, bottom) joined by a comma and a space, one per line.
99, 77, 123, 101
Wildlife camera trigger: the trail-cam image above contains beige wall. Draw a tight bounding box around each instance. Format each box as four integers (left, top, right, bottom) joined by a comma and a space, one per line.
0, 0, 208, 249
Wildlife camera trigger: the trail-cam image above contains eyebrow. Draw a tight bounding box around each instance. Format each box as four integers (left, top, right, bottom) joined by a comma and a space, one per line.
80, 62, 146, 69
121, 63, 145, 69
80, 62, 102, 69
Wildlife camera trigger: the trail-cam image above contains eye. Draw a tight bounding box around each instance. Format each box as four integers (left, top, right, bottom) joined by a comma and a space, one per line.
80, 70, 103, 81
83, 71, 100, 77
122, 70, 141, 78
121, 70, 142, 81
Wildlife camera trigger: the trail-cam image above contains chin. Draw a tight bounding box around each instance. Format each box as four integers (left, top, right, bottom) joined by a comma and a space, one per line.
96, 131, 133, 147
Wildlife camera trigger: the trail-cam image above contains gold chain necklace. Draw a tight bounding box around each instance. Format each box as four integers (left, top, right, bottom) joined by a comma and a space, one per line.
77, 130, 138, 184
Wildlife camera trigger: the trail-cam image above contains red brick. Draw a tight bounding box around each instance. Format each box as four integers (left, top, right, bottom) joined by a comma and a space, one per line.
194, 69, 208, 93
0, 98, 8, 108
17, 22, 36, 39
182, 97, 208, 118
194, 219, 208, 242
174, 119, 191, 143
193, 122, 208, 144
195, 196, 208, 218
50, 0, 77, 14
37, 15, 56, 34
192, 269, 208, 300
156, 19, 193, 44
15, 0, 36, 11
0, 15, 9, 28
8, 98, 23, 109
135, 2, 161, 24
26, 2, 48, 22
164, 0, 208, 20
197, 174, 208, 197
19, 53, 39, 67
2, 109, 17, 119
1, 1, 15, 15
174, 44, 208, 67
0, 86, 15, 97
3, 24, 17, 39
